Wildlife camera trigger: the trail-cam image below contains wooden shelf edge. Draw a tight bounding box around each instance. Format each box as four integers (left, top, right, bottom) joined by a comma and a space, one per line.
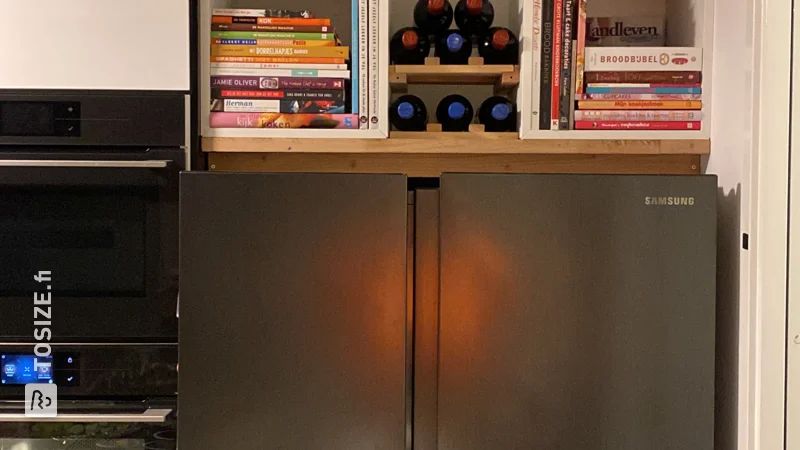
208, 152, 702, 177
202, 136, 710, 155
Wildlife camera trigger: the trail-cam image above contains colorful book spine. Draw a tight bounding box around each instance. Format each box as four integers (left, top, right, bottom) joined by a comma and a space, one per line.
368, 0, 379, 130
577, 100, 702, 109
210, 45, 349, 58
574, 0, 587, 95
558, 0, 574, 129
213, 17, 331, 26
584, 47, 703, 71
212, 24, 334, 32
574, 120, 701, 130
587, 83, 702, 88
211, 89, 345, 101
585, 87, 702, 94
539, 0, 554, 129
550, 0, 563, 129
358, 0, 369, 128
210, 62, 349, 70
211, 76, 346, 90
574, 110, 702, 121
213, 39, 335, 47
211, 68, 350, 78
585, 71, 701, 83
351, 0, 359, 121
212, 9, 266, 17
209, 113, 359, 129
211, 56, 346, 64
578, 93, 701, 100
531, 0, 542, 123
212, 98, 346, 113
211, 31, 335, 40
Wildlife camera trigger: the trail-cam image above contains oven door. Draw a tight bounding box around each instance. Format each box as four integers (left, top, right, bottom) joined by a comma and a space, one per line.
0, 148, 181, 343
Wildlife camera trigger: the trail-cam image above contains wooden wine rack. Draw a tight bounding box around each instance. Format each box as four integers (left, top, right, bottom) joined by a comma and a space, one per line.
389, 57, 520, 93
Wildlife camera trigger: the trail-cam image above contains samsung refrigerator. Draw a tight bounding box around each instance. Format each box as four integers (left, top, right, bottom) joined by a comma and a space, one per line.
179, 172, 717, 450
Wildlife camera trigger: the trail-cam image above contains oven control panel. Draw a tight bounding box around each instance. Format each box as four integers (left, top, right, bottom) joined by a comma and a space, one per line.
0, 101, 80, 137
1, 352, 80, 386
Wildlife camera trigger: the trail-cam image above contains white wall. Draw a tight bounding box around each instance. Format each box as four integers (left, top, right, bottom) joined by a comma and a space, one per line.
0, 0, 190, 90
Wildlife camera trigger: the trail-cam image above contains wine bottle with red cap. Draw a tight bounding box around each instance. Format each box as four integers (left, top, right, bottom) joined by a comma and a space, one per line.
454, 0, 494, 37
390, 27, 431, 65
477, 27, 519, 64
434, 29, 472, 64
477, 96, 516, 132
414, 0, 454, 35
390, 95, 428, 131
436, 94, 473, 131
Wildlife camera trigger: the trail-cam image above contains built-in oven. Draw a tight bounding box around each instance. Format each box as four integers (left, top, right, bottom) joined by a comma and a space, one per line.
0, 91, 186, 343
0, 91, 185, 448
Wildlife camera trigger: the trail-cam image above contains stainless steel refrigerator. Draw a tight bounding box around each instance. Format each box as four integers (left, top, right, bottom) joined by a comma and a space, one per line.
179, 173, 717, 450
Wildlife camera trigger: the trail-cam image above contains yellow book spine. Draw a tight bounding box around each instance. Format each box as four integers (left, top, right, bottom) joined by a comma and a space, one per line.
210, 45, 349, 58
577, 100, 702, 110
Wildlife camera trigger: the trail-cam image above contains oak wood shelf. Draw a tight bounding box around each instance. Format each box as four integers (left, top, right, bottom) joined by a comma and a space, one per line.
208, 152, 702, 177
202, 136, 710, 155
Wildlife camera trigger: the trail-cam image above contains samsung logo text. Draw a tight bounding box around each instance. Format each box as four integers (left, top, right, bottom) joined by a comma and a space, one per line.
645, 196, 695, 206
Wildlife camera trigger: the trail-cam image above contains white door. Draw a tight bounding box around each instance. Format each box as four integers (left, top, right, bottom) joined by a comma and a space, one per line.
0, 0, 190, 90
788, 5, 800, 445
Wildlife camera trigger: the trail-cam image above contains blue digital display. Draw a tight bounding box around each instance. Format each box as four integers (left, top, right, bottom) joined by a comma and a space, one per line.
1, 354, 53, 385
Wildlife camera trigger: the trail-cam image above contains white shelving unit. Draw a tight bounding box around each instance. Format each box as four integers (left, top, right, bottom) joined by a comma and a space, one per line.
517, 0, 713, 139
200, 0, 389, 138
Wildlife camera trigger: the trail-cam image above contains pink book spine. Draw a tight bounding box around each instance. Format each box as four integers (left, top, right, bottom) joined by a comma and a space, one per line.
574, 120, 702, 130
209, 113, 359, 128
574, 110, 702, 121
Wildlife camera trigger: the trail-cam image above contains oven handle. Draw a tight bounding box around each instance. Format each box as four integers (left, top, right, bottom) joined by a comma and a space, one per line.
0, 160, 170, 168
0, 408, 172, 423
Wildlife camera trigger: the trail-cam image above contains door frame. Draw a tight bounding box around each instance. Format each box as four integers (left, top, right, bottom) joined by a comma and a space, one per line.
744, 0, 793, 444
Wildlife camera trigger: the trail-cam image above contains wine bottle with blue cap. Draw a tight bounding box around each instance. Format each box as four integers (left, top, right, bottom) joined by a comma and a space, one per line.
478, 96, 516, 132
436, 94, 473, 131
390, 95, 428, 131
434, 29, 472, 65
414, 0, 454, 35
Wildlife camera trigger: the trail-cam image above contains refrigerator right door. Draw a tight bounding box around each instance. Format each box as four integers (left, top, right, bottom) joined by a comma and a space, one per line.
437, 174, 717, 450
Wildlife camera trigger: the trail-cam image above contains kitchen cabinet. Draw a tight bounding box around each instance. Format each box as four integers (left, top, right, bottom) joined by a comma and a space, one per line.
0, 0, 190, 90
179, 172, 717, 450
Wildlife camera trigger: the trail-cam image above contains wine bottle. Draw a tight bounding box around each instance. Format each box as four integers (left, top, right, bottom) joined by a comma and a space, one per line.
390, 95, 428, 131
478, 96, 516, 132
454, 0, 494, 37
434, 29, 472, 64
436, 94, 473, 131
390, 27, 431, 65
413, 0, 454, 35
477, 27, 519, 64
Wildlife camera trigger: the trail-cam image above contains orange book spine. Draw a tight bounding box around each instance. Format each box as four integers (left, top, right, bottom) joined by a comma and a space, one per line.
577, 100, 702, 110
211, 56, 346, 64
213, 16, 331, 26
256, 17, 330, 25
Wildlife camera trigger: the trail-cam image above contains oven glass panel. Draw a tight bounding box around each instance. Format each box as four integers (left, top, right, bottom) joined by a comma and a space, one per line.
0, 187, 150, 297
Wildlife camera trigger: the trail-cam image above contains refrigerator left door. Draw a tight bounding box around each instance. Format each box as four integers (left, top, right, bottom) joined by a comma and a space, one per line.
179, 172, 409, 450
